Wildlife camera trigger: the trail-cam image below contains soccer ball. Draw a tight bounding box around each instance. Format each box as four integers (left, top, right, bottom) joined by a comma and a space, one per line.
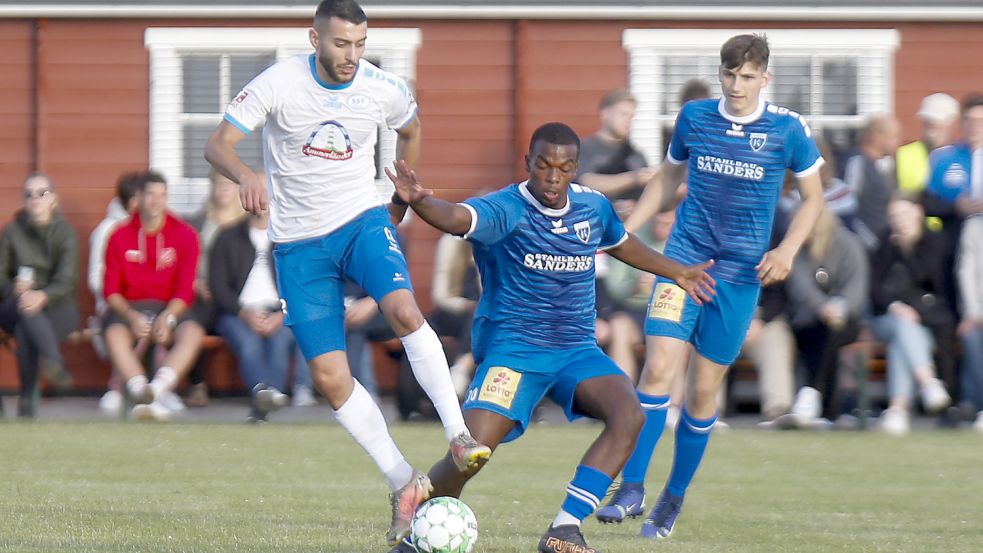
410, 496, 478, 553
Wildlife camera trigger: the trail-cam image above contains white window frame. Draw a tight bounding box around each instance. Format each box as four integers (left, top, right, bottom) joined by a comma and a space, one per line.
145, 27, 421, 214
622, 29, 900, 164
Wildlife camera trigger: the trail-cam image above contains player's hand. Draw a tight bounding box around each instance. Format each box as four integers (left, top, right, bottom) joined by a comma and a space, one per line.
756, 246, 795, 286
151, 314, 174, 345
238, 171, 268, 214
675, 259, 716, 305
385, 160, 433, 205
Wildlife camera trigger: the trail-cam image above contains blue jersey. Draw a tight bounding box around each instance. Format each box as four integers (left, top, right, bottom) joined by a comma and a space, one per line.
926, 142, 977, 204
666, 98, 823, 284
461, 181, 627, 350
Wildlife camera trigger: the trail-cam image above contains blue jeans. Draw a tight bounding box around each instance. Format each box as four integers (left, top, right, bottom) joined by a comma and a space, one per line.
960, 326, 983, 410
871, 314, 935, 401
216, 314, 293, 393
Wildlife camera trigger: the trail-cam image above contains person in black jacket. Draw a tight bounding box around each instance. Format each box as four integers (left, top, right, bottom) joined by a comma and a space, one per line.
0, 173, 78, 417
869, 196, 954, 434
209, 211, 294, 422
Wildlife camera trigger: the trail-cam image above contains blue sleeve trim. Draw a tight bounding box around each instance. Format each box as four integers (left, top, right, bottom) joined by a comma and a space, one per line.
223, 114, 251, 135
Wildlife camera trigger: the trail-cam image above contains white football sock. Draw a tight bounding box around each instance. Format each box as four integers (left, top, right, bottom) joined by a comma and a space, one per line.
401, 322, 468, 442
552, 510, 580, 528
334, 380, 413, 491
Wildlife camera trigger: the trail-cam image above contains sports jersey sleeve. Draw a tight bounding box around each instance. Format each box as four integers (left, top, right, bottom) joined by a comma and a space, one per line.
666, 106, 692, 165
597, 198, 628, 250
381, 75, 419, 131
460, 190, 519, 245
787, 118, 823, 177
223, 67, 277, 135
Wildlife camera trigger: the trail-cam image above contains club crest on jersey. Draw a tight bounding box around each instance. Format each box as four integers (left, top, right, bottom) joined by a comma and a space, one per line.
302, 121, 353, 160
749, 133, 767, 152
574, 221, 591, 243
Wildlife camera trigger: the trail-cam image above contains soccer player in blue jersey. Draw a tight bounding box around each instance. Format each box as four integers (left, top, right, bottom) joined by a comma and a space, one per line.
383, 122, 716, 553
596, 34, 826, 539
205, 0, 491, 546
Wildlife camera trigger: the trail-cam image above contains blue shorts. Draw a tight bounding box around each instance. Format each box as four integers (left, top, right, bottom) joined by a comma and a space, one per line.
462, 343, 626, 443
643, 277, 760, 365
273, 206, 412, 360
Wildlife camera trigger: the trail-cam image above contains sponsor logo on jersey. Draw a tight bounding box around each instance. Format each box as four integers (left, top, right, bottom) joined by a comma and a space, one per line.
696, 155, 765, 181
230, 90, 249, 107
302, 120, 353, 160
574, 221, 591, 243
550, 219, 568, 235
767, 104, 813, 137
648, 283, 685, 322
478, 367, 522, 409
523, 253, 593, 272
749, 132, 768, 152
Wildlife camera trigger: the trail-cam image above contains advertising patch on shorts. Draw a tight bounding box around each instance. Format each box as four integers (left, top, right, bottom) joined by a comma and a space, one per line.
648, 283, 685, 322
478, 367, 522, 409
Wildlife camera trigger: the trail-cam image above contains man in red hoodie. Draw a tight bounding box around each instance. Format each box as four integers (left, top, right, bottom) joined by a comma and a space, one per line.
103, 171, 204, 420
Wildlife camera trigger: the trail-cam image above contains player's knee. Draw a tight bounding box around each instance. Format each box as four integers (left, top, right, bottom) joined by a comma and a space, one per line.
387, 301, 424, 334
607, 403, 644, 446
637, 361, 673, 391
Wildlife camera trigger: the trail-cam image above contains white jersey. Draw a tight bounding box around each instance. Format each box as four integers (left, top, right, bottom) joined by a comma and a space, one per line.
225, 54, 418, 242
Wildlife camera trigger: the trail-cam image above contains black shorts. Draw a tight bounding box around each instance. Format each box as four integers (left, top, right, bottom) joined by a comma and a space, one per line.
103, 300, 199, 332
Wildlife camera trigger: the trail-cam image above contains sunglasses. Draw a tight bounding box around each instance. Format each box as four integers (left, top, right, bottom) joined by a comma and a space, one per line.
24, 189, 52, 200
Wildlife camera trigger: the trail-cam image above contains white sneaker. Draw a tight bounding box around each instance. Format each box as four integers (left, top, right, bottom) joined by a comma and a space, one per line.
879, 407, 910, 436
291, 385, 317, 407
156, 390, 186, 412
790, 386, 822, 423
973, 411, 983, 433
99, 390, 123, 414
920, 378, 951, 413
131, 402, 172, 422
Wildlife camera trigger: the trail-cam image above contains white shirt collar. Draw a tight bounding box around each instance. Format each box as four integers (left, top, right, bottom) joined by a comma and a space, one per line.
518, 180, 570, 217
717, 97, 766, 125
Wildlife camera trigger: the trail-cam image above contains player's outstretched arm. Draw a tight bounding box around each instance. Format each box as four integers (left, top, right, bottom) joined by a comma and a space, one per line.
385, 160, 472, 236
205, 120, 267, 214
756, 170, 825, 285
624, 161, 686, 233
607, 233, 716, 304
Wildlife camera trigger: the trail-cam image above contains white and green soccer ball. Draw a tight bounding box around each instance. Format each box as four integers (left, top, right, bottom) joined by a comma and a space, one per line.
410, 496, 478, 553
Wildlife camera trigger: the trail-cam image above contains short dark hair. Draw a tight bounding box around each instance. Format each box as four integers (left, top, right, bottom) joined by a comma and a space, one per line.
720, 34, 770, 71
529, 122, 581, 154
598, 89, 636, 111
679, 79, 711, 105
314, 0, 367, 26
115, 171, 143, 205
136, 170, 167, 192
962, 93, 983, 114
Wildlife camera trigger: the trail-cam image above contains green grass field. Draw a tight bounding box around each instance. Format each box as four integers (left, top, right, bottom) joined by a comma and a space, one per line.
1, 421, 980, 552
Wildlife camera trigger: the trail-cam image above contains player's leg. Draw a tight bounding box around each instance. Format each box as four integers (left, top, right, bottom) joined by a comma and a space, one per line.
426, 408, 516, 498
642, 281, 758, 539
274, 231, 427, 546
347, 208, 489, 469
539, 351, 641, 553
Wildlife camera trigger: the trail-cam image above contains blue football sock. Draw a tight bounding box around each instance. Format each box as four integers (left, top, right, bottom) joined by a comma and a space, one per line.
621, 392, 670, 484
666, 408, 717, 497
560, 464, 613, 522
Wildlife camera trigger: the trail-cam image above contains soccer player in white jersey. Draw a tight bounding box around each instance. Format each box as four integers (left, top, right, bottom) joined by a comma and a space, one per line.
204, 0, 490, 546
597, 34, 826, 539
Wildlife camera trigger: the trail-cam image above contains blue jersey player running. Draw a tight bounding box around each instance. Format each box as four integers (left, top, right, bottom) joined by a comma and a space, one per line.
597, 34, 826, 539
384, 123, 716, 553
205, 0, 490, 546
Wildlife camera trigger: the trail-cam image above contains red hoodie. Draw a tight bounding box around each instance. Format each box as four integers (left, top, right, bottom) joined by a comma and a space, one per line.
103, 213, 199, 305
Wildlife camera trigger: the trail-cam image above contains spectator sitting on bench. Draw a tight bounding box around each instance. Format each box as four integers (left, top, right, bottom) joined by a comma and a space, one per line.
102, 170, 205, 422
0, 172, 79, 418
871, 196, 954, 435
209, 210, 301, 422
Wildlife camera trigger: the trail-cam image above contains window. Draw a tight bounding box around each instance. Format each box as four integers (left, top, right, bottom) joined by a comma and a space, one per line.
145, 27, 421, 215
623, 29, 899, 164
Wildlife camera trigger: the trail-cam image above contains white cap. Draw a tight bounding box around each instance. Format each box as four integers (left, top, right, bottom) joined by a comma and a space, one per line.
916, 93, 960, 123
